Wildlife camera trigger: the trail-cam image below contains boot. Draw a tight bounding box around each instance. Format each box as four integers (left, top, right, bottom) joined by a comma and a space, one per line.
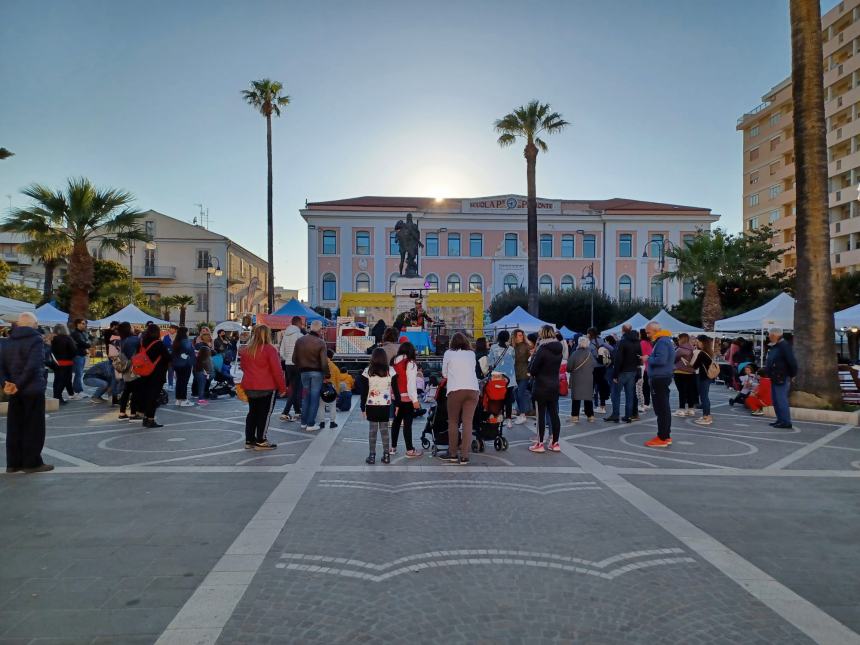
366, 453, 376, 464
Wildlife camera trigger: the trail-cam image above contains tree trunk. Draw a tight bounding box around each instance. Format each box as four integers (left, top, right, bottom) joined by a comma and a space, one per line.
179, 306, 186, 327
524, 141, 539, 316
266, 113, 275, 314
701, 281, 722, 331
163, 308, 171, 322
68, 240, 94, 323
790, 0, 842, 405
41, 259, 56, 305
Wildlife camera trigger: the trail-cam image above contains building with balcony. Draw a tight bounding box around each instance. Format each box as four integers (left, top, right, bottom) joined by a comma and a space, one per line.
302, 195, 719, 310
737, 0, 860, 275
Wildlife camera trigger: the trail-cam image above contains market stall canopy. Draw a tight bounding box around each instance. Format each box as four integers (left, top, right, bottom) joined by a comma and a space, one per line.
835, 302, 860, 329
649, 309, 703, 334
272, 298, 327, 323
601, 313, 650, 339
713, 292, 795, 333
33, 303, 71, 325
213, 321, 244, 334
0, 295, 35, 321
486, 306, 554, 335
89, 304, 171, 328
558, 325, 577, 340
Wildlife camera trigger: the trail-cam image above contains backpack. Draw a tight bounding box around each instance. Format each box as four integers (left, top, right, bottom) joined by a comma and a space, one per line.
336, 389, 352, 411
706, 360, 720, 380
131, 339, 162, 377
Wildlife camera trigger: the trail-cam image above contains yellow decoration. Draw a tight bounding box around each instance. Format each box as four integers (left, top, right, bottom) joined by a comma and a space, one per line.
340, 292, 395, 311
427, 292, 484, 338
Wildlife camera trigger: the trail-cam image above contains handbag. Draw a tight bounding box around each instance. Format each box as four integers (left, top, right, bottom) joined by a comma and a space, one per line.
44, 351, 58, 371
706, 360, 720, 380
558, 365, 569, 397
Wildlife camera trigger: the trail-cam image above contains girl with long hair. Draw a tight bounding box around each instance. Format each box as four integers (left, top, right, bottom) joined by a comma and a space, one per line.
239, 325, 287, 450
391, 341, 422, 458
359, 347, 396, 464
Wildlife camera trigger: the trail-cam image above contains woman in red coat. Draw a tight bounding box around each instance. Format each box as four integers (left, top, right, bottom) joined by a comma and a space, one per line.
239, 325, 287, 450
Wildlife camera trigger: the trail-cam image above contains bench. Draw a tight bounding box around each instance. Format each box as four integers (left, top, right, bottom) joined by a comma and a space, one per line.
837, 364, 860, 405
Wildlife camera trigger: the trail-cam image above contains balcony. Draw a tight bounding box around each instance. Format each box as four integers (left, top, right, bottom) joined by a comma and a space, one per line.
826, 83, 860, 118
829, 148, 860, 175
825, 51, 860, 88
133, 265, 176, 279
827, 116, 860, 145
832, 215, 860, 237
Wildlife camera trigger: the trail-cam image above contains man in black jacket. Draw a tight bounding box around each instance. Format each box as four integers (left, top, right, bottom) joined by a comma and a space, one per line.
607, 324, 642, 422
766, 328, 798, 429
1, 312, 51, 473
70, 318, 91, 399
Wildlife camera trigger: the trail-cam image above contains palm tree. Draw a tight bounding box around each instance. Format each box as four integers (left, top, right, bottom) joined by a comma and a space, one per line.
0, 148, 13, 160
18, 230, 72, 304
495, 101, 569, 315
159, 295, 179, 322
2, 178, 147, 322
242, 79, 290, 315
172, 294, 195, 327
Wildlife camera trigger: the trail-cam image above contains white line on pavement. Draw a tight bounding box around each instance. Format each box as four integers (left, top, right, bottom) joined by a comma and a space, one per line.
765, 423, 857, 470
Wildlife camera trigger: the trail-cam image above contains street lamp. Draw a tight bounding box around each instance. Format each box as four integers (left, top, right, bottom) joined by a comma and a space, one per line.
128, 239, 157, 302
642, 238, 677, 304
205, 256, 223, 324
581, 263, 595, 328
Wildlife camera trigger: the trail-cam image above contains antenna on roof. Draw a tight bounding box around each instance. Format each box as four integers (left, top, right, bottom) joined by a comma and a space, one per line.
193, 203, 211, 229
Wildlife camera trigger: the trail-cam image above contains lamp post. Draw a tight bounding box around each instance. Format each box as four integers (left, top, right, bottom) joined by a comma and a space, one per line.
205, 257, 223, 325
642, 238, 677, 304
581, 263, 595, 328
128, 240, 157, 302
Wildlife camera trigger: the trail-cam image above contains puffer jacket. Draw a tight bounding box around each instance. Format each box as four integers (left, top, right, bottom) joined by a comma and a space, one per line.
528, 339, 563, 401
278, 325, 303, 365
0, 326, 46, 395
674, 342, 695, 374
648, 331, 675, 379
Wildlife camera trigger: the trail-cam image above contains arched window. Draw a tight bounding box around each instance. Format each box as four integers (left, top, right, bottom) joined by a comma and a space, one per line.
503, 274, 520, 292
355, 273, 371, 293
322, 273, 337, 301
560, 275, 575, 291
650, 276, 664, 305
425, 273, 439, 293
446, 274, 461, 293
540, 234, 553, 258
469, 274, 483, 293
618, 275, 632, 303
505, 233, 518, 257
539, 275, 553, 293
322, 230, 337, 255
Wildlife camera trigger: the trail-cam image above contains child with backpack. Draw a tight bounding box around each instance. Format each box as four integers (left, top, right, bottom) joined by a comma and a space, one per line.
359, 347, 396, 464
391, 341, 423, 458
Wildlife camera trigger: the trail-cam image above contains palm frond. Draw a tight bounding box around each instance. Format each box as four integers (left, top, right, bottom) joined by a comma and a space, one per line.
0, 148, 14, 160
496, 133, 517, 147
535, 137, 548, 152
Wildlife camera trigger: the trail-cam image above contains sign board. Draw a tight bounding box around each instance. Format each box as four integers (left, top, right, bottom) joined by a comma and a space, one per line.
257, 313, 293, 330
462, 195, 561, 214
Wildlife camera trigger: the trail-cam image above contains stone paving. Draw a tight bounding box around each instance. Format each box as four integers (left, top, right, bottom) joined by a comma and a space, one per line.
1, 383, 859, 644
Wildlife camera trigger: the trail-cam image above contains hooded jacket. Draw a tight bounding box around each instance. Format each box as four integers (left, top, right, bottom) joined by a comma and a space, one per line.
528, 339, 563, 400
0, 326, 47, 396
278, 325, 303, 366
647, 330, 675, 379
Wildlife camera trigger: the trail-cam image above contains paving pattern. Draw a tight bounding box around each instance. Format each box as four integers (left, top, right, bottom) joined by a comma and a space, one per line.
1, 383, 859, 644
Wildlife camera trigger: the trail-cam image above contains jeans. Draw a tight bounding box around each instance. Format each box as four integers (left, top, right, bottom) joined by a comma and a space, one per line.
174, 365, 192, 400
515, 378, 532, 415
193, 372, 210, 399
697, 374, 712, 416
167, 365, 174, 387
300, 371, 324, 427
613, 370, 637, 419
593, 366, 609, 406
772, 380, 792, 425
650, 376, 673, 440
72, 356, 86, 393
83, 376, 111, 399
282, 364, 303, 416
536, 397, 561, 443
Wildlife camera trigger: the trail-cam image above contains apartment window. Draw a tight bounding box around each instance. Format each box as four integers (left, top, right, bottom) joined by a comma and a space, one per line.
618, 276, 632, 303
469, 233, 482, 257
649, 233, 664, 259
446, 274, 461, 293
750, 147, 760, 161
504, 233, 518, 257
425, 233, 439, 256
769, 184, 782, 199
769, 112, 781, 126
425, 273, 439, 293
355, 231, 370, 255
90, 247, 104, 260
749, 193, 760, 207
144, 248, 156, 276
322, 230, 337, 255
144, 220, 155, 238
650, 277, 664, 305
619, 234, 632, 257
683, 233, 696, 247
749, 125, 760, 138
322, 273, 337, 301
540, 234, 553, 257
447, 233, 461, 257
196, 249, 211, 269
749, 217, 759, 230
503, 274, 519, 292
770, 136, 781, 152
583, 234, 596, 258
561, 234, 574, 258
355, 273, 371, 293
539, 275, 553, 293
389, 232, 399, 256
196, 292, 208, 312
468, 274, 483, 293
560, 275, 575, 291
682, 279, 695, 300
769, 210, 779, 223
749, 171, 759, 185
770, 162, 780, 176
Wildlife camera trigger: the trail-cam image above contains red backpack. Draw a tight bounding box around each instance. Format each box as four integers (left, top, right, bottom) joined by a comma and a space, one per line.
131, 339, 162, 377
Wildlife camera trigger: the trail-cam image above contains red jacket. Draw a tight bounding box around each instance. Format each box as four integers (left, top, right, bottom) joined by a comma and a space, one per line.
239, 344, 287, 393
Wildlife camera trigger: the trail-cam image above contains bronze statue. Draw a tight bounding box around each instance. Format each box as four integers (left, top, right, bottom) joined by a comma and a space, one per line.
395, 213, 423, 277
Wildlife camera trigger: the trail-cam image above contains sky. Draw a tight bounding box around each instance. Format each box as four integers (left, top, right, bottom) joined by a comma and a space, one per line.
0, 0, 841, 297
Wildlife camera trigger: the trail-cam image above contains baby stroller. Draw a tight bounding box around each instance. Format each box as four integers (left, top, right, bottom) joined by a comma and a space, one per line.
208, 355, 237, 399
421, 378, 449, 456
474, 373, 510, 452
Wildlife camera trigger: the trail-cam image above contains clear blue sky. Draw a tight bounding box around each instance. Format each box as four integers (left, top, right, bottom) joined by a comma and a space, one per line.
0, 0, 839, 296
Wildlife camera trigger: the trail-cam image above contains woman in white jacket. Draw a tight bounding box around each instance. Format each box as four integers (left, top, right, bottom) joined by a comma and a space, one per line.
391, 342, 423, 457
439, 333, 479, 466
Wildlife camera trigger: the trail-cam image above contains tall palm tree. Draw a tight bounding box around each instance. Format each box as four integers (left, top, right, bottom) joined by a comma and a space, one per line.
0, 148, 13, 160
172, 294, 195, 327
242, 79, 290, 315
495, 101, 569, 315
159, 295, 179, 322
18, 230, 72, 304
2, 178, 147, 322
789, 0, 842, 405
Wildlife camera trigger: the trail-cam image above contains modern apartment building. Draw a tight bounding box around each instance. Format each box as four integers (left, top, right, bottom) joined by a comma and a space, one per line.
302, 195, 719, 310
737, 0, 860, 275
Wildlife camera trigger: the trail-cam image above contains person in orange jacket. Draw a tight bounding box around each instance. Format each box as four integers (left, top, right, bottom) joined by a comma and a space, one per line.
745, 369, 772, 416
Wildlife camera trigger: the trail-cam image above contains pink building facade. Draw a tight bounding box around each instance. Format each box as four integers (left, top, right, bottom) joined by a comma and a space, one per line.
303, 195, 719, 309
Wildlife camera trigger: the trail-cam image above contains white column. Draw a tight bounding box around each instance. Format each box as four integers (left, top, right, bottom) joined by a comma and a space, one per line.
307, 225, 318, 306
374, 223, 386, 290
340, 226, 352, 296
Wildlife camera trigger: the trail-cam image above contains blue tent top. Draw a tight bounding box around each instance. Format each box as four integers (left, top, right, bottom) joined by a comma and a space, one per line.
558, 325, 576, 340
273, 298, 326, 323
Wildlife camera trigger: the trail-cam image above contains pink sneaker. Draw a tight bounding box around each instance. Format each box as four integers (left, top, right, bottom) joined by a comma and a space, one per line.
197, 399, 208, 405
550, 442, 561, 452
528, 442, 546, 453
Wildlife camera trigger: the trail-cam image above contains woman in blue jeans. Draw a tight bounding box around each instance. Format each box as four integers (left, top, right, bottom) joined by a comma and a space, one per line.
691, 335, 715, 426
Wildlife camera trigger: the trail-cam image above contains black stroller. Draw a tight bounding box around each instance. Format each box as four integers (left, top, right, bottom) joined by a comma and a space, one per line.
421, 378, 449, 456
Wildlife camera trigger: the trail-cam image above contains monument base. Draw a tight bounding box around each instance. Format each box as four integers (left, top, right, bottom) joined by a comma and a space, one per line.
391, 276, 426, 318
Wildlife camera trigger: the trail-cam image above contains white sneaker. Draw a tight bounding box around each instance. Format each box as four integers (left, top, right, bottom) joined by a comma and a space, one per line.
180, 399, 195, 407
673, 409, 687, 417
504, 419, 513, 429
570, 416, 580, 423
638, 406, 646, 413
686, 409, 697, 417
596, 406, 606, 414
513, 415, 526, 425
174, 399, 182, 406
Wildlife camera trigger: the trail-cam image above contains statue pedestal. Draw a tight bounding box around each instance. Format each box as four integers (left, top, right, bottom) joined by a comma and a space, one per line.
391, 276, 426, 318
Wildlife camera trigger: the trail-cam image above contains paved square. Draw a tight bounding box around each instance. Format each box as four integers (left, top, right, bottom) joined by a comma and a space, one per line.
2, 383, 859, 644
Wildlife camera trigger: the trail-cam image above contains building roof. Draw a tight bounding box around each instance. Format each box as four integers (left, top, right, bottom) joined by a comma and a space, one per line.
305, 196, 710, 213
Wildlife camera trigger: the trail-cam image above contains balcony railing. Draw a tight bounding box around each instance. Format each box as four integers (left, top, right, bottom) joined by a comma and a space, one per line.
737, 101, 772, 126
133, 265, 176, 279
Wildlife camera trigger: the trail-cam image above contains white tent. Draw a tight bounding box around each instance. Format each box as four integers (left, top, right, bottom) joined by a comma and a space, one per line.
0, 296, 35, 321
486, 306, 554, 334
714, 292, 795, 332
835, 302, 860, 329
34, 303, 70, 325
90, 304, 171, 328
649, 309, 703, 334
601, 313, 650, 338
